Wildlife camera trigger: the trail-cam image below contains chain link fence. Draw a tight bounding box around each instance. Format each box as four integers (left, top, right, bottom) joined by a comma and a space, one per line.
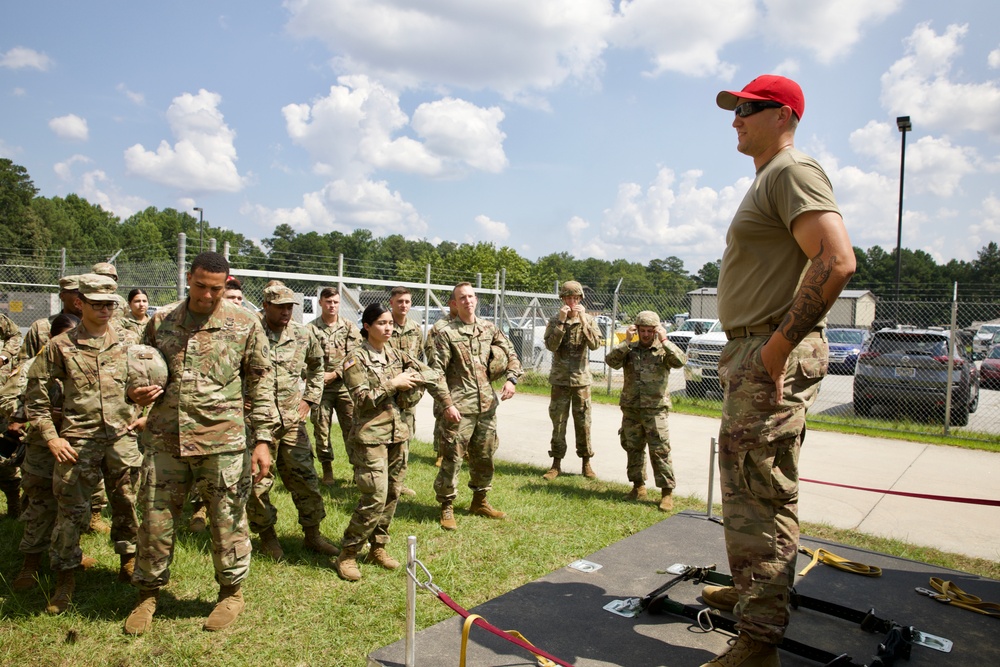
3, 235, 999, 443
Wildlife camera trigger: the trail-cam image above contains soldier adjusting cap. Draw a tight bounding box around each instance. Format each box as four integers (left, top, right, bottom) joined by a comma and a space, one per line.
635, 311, 660, 327
559, 280, 584, 297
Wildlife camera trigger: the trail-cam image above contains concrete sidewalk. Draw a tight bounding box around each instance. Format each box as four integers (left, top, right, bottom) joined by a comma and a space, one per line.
413, 392, 1000, 561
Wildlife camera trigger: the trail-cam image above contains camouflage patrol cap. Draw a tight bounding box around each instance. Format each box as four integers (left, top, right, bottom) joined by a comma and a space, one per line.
91, 262, 118, 279
263, 285, 300, 305
126, 344, 169, 395
58, 275, 80, 292
559, 280, 584, 297
635, 311, 660, 327
78, 273, 119, 302
487, 344, 508, 382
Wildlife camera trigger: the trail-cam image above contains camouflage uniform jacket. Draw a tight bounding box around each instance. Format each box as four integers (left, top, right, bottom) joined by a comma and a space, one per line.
430, 317, 523, 415
262, 317, 325, 429
605, 338, 687, 409
388, 316, 424, 360
423, 316, 452, 366
0, 312, 22, 363
142, 298, 277, 456
120, 314, 150, 336
544, 312, 601, 386
25, 324, 140, 442
344, 342, 452, 445
308, 315, 362, 386
18, 315, 56, 363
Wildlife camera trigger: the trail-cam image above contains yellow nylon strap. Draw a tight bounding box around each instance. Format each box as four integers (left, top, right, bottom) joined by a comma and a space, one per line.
798, 547, 882, 578
458, 614, 557, 667
929, 577, 1000, 618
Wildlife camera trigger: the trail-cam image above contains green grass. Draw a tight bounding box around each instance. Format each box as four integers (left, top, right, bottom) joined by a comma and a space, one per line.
2, 434, 998, 666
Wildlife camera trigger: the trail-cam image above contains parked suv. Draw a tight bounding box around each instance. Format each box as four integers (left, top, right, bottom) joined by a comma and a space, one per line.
684, 326, 727, 398
853, 328, 980, 426
667, 318, 719, 353
826, 328, 867, 374
973, 323, 1000, 359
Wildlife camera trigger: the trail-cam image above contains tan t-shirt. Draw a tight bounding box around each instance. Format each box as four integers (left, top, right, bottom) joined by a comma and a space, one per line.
717, 147, 840, 330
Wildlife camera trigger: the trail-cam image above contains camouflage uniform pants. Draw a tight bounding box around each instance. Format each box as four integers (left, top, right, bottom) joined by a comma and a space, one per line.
247, 422, 326, 533
548, 384, 593, 460
431, 400, 446, 455
434, 402, 499, 503
50, 434, 141, 571
717, 334, 826, 644
133, 449, 252, 591
18, 439, 57, 553
342, 439, 406, 551
619, 407, 674, 489
311, 383, 353, 464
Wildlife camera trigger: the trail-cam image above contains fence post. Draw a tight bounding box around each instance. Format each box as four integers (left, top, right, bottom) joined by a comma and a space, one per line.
944, 282, 959, 434
177, 232, 187, 300
493, 272, 500, 326
499, 268, 507, 330
707, 437, 717, 519
607, 277, 623, 394
337, 253, 344, 295
209, 238, 217, 253
424, 263, 432, 340
223, 241, 230, 261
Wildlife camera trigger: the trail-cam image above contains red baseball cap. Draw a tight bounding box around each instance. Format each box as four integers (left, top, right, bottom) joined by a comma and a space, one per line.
716, 74, 805, 120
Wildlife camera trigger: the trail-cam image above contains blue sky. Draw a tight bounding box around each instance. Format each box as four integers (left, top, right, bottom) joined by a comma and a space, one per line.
2, 1, 998, 274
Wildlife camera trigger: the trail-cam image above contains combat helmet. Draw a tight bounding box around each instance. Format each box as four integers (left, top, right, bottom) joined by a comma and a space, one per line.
126, 344, 169, 395
487, 344, 508, 383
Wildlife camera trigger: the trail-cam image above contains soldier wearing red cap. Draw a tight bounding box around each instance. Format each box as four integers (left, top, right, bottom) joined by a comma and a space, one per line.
700, 76, 855, 667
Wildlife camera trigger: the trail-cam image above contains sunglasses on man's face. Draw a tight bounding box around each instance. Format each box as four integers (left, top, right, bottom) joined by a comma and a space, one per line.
734, 100, 784, 118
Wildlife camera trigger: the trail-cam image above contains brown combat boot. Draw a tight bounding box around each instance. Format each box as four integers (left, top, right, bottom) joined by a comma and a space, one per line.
335, 547, 362, 581
581, 457, 597, 479
203, 584, 245, 632
434, 455, 443, 468
2, 481, 20, 518
257, 526, 284, 560
469, 490, 506, 520
88, 508, 111, 534
541, 458, 561, 481
124, 589, 159, 636
658, 488, 674, 512
45, 568, 76, 615
188, 502, 208, 532
625, 484, 647, 501
366, 545, 400, 570
699, 633, 779, 667
702, 585, 739, 612
440, 501, 457, 531
321, 461, 335, 486
118, 553, 136, 583
399, 484, 417, 497
303, 525, 340, 556
80, 553, 98, 569
12, 552, 42, 592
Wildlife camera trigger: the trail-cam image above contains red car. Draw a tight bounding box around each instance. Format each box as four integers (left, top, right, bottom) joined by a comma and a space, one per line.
981, 345, 1000, 390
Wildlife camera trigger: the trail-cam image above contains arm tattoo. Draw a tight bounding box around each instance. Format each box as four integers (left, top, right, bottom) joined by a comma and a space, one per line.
779, 240, 837, 344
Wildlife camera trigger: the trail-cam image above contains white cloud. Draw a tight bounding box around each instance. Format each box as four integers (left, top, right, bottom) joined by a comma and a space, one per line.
610, 0, 755, 79
12, 87, 26, 97
48, 114, 89, 141
283, 75, 507, 178
969, 195, 1000, 252
473, 214, 510, 242
284, 0, 611, 98
0, 139, 20, 157
760, 0, 901, 63
248, 176, 427, 236
124, 89, 245, 193
0, 47, 53, 71
990, 48, 1000, 70
117, 83, 145, 105
53, 154, 148, 218
880, 22, 1000, 136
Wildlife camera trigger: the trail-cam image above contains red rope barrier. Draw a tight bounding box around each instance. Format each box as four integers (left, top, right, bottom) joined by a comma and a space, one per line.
800, 478, 1000, 506
436, 591, 575, 667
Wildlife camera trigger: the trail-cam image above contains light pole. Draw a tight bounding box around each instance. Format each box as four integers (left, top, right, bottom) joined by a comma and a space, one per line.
894, 116, 911, 311
193, 206, 204, 253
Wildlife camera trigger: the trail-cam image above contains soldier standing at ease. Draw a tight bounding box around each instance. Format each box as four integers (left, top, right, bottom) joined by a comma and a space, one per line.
386, 286, 423, 496
25, 274, 142, 614
605, 311, 686, 512
424, 302, 456, 468
431, 282, 522, 530
249, 285, 340, 561
0, 310, 24, 517
541, 280, 601, 481
309, 286, 361, 485
123, 251, 277, 636
335, 303, 458, 581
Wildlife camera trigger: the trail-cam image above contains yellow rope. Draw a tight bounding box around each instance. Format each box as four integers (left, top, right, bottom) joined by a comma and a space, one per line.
928, 577, 1000, 618
798, 547, 882, 578
458, 614, 557, 667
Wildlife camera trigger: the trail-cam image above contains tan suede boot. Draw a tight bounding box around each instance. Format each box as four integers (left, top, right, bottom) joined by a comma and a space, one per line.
118, 553, 136, 583
399, 485, 417, 497
257, 526, 284, 560
658, 488, 674, 512
701, 585, 739, 612
366, 545, 401, 570
434, 455, 443, 468
124, 589, 159, 636
303, 525, 340, 556
88, 508, 111, 534
203, 584, 245, 632
11, 552, 42, 592
440, 501, 457, 531
335, 547, 362, 581
79, 553, 98, 569
699, 633, 779, 667
45, 568, 76, 615
188, 503, 208, 533
541, 458, 561, 481
625, 484, 647, 501
469, 490, 506, 519
581, 457, 597, 479
321, 461, 335, 486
